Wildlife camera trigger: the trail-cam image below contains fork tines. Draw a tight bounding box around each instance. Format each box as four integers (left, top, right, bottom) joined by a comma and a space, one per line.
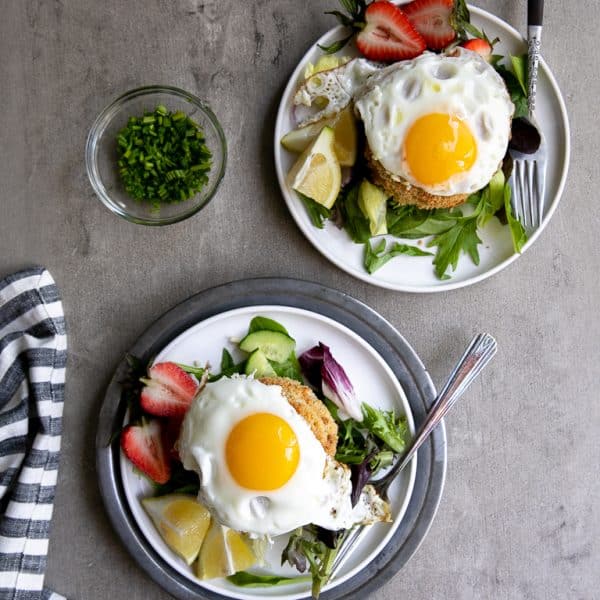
511, 157, 545, 230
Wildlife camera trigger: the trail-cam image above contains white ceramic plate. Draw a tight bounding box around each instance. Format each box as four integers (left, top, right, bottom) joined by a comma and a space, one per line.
119, 305, 417, 600
274, 6, 570, 293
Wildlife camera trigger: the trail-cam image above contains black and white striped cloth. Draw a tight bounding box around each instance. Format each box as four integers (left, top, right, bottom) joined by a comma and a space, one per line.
0, 268, 66, 600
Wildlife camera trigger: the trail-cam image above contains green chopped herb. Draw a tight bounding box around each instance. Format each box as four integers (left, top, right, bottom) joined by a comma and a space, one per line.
116, 105, 212, 204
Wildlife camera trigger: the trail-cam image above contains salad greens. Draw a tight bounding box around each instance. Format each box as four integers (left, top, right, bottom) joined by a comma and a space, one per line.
124, 316, 411, 598
116, 104, 212, 205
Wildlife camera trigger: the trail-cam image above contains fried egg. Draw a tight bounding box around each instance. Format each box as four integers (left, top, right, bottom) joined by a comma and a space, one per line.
354, 49, 514, 196
178, 376, 389, 536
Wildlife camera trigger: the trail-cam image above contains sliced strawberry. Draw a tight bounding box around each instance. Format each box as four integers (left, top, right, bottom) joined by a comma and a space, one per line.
140, 362, 199, 417
356, 1, 426, 62
461, 38, 492, 59
121, 419, 171, 484
148, 362, 198, 402
402, 0, 456, 50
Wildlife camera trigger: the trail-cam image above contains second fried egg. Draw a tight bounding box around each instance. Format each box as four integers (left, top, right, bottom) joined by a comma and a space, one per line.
355, 49, 514, 196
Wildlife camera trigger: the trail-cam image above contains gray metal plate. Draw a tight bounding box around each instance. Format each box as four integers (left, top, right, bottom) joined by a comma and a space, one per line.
96, 278, 447, 599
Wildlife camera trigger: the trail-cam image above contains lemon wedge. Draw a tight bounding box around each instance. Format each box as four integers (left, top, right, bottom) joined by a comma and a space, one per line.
195, 521, 258, 579
142, 494, 211, 565
281, 106, 357, 166
287, 126, 341, 209
358, 179, 388, 236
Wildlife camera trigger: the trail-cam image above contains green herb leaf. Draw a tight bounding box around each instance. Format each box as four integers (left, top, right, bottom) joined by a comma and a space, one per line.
495, 60, 529, 119
364, 238, 432, 274
248, 317, 289, 335
510, 54, 528, 95
227, 572, 311, 588
154, 462, 200, 497
176, 363, 206, 379
297, 192, 331, 229
478, 168, 506, 226
339, 182, 372, 243
361, 403, 409, 454
271, 352, 303, 383
427, 215, 481, 280
318, 34, 354, 55
209, 348, 245, 381
504, 183, 528, 253
387, 204, 457, 239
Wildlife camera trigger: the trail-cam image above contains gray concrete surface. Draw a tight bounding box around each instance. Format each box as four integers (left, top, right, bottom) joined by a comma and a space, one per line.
1, 1, 598, 598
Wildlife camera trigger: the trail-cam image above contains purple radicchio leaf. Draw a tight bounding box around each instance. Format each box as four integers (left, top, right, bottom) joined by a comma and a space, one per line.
350, 449, 376, 507
298, 344, 325, 389
320, 344, 363, 422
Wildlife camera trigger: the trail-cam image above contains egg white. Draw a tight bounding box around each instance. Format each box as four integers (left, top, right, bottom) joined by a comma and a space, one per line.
355, 49, 514, 196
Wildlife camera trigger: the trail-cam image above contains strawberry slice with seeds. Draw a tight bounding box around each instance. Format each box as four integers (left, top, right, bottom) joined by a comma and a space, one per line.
461, 38, 493, 59
356, 1, 426, 62
402, 0, 456, 50
121, 419, 171, 484
140, 362, 199, 418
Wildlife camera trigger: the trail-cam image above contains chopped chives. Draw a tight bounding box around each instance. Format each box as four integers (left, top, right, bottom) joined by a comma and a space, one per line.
116, 105, 212, 204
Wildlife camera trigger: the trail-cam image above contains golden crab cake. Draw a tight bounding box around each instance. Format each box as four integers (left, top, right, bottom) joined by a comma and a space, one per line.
365, 146, 468, 210
259, 376, 338, 457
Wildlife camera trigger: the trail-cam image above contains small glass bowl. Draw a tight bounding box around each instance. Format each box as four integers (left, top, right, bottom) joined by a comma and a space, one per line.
86, 86, 227, 225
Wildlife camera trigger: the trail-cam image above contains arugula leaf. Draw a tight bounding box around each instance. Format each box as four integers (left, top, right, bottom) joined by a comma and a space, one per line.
339, 182, 372, 243
428, 216, 481, 280
387, 204, 457, 239
504, 183, 528, 253
364, 238, 433, 274
361, 403, 409, 454
227, 572, 311, 588
297, 192, 331, 229
248, 316, 289, 335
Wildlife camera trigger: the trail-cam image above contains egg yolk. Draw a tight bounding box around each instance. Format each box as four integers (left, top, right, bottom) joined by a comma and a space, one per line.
225, 413, 300, 490
404, 113, 477, 186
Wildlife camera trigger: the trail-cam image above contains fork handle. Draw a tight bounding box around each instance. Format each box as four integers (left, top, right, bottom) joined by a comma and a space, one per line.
527, 0, 544, 115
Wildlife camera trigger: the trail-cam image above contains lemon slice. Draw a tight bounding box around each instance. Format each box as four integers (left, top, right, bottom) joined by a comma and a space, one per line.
287, 126, 341, 209
195, 521, 258, 579
142, 494, 211, 565
358, 179, 388, 236
281, 106, 357, 166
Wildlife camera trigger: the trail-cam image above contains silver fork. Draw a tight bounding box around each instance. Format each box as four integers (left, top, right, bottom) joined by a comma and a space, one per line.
509, 0, 547, 231
330, 333, 498, 577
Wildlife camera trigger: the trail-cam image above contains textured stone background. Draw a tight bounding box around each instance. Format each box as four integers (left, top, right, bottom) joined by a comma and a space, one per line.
1, 1, 598, 599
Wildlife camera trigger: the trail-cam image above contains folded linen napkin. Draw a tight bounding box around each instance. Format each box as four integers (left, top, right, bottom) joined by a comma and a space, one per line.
0, 268, 66, 600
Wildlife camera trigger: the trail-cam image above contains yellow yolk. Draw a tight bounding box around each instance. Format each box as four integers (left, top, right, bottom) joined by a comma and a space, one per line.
404, 113, 477, 186
225, 413, 300, 491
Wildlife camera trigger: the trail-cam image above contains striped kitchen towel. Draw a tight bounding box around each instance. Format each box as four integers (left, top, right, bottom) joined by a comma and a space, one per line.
0, 268, 67, 600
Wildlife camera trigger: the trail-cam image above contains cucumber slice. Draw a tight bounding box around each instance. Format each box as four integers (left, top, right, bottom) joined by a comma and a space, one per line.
245, 349, 277, 377
239, 331, 296, 363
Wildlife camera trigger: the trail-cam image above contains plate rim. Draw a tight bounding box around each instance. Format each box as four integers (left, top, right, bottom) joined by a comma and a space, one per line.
273, 5, 571, 293
119, 303, 419, 598
95, 277, 447, 600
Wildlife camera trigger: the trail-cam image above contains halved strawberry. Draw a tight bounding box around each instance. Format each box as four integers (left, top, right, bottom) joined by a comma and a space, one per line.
356, 1, 426, 62
461, 38, 492, 59
121, 419, 171, 484
140, 362, 199, 418
402, 0, 456, 50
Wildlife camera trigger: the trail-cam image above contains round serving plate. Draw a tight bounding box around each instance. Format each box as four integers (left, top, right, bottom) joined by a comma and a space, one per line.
274, 6, 570, 292
96, 278, 446, 599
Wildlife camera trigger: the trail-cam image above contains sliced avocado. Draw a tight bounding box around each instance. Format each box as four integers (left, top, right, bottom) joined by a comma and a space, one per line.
245, 349, 277, 377
358, 179, 388, 236
239, 330, 296, 363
